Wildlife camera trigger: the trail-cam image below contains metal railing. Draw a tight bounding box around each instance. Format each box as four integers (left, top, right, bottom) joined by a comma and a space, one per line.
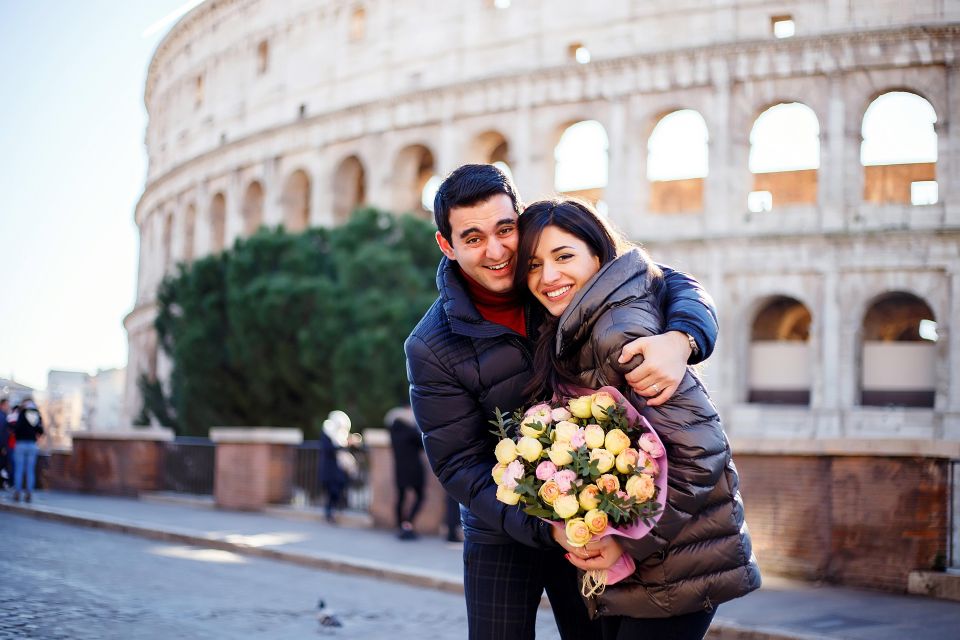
162, 436, 216, 495
293, 441, 370, 512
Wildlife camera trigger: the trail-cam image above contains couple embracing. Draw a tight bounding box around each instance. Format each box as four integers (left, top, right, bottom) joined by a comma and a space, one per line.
405, 164, 760, 640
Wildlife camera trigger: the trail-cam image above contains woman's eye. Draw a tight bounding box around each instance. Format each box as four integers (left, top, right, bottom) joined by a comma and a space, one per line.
528, 263, 541, 272
557, 253, 573, 261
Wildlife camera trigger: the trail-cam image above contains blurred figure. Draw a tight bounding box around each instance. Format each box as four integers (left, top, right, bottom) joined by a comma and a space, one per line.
12, 397, 43, 502
385, 406, 425, 540
0, 398, 10, 489
317, 410, 351, 523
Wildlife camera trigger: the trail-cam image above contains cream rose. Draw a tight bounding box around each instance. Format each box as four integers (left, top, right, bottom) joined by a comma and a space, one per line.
516, 436, 544, 462
590, 448, 615, 474
591, 391, 617, 420
553, 494, 581, 519
568, 395, 594, 419
553, 420, 579, 443
626, 474, 656, 502
578, 484, 600, 511
604, 429, 630, 456
538, 480, 562, 505
615, 447, 640, 475
495, 438, 518, 464
496, 484, 522, 505
584, 424, 605, 449
551, 407, 572, 422
565, 518, 593, 547
596, 473, 621, 494
548, 442, 574, 466
492, 463, 508, 485
520, 420, 547, 438
583, 508, 609, 534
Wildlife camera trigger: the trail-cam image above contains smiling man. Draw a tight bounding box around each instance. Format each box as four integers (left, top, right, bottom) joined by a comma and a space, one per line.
404, 164, 719, 640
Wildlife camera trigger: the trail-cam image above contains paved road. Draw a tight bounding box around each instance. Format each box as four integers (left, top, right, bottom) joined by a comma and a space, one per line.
0, 512, 562, 639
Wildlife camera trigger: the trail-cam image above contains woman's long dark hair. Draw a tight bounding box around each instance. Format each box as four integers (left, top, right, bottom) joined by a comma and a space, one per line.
514, 198, 629, 400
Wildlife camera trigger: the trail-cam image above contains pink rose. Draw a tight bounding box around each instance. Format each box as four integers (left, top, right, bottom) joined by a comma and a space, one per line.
616, 490, 629, 500
502, 460, 524, 489
638, 432, 665, 458
638, 452, 660, 476
535, 460, 558, 481
554, 469, 577, 493
570, 428, 586, 449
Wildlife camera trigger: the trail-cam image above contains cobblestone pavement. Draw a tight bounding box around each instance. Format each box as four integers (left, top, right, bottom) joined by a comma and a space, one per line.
0, 513, 561, 639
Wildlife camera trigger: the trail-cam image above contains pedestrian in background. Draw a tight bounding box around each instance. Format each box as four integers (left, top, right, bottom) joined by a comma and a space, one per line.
317, 410, 351, 524
386, 406, 425, 540
0, 398, 10, 489
12, 397, 43, 503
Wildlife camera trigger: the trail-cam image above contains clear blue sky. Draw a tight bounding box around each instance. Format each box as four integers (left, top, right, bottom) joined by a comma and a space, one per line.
0, 0, 190, 389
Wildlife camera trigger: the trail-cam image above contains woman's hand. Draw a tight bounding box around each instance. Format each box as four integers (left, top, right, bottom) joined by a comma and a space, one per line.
551, 524, 600, 559
564, 536, 624, 571
619, 331, 691, 406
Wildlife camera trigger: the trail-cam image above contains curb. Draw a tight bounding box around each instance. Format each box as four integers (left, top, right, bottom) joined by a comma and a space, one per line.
2, 500, 810, 640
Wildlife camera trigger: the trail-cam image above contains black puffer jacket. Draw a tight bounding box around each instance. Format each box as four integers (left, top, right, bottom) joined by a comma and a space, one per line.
405, 257, 719, 546
556, 249, 761, 618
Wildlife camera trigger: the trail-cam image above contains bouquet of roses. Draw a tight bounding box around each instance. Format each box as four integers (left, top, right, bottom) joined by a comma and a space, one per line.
491, 386, 667, 595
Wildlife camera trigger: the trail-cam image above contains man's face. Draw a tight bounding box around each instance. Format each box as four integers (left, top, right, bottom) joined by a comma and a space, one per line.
436, 193, 518, 294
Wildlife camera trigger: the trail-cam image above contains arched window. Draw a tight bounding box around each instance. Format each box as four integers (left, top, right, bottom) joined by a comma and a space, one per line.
392, 145, 435, 217
282, 170, 311, 232
209, 193, 226, 253
242, 181, 264, 236
748, 297, 812, 405
861, 292, 936, 407
183, 203, 196, 263
333, 156, 367, 224
647, 109, 709, 213
861, 92, 938, 206
471, 131, 512, 173
349, 6, 366, 41
555, 120, 608, 205
748, 103, 820, 212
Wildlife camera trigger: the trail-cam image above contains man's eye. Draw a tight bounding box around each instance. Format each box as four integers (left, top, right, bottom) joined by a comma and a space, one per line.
499, 226, 515, 235
465, 237, 480, 245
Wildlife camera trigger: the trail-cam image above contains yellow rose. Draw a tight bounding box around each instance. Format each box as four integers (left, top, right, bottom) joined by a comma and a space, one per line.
538, 480, 561, 505
590, 448, 615, 473
616, 448, 640, 475
495, 438, 518, 464
604, 429, 630, 456
554, 494, 581, 519
584, 508, 609, 533
578, 484, 600, 511
591, 391, 617, 420
584, 424, 605, 449
520, 416, 547, 438
516, 436, 544, 462
568, 395, 594, 419
496, 484, 522, 505
626, 474, 656, 502
553, 420, 578, 443
492, 463, 508, 485
548, 442, 574, 466
565, 518, 593, 547
596, 473, 620, 494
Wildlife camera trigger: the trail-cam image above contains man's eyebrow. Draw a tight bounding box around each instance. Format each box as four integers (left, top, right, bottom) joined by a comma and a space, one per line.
457, 218, 517, 240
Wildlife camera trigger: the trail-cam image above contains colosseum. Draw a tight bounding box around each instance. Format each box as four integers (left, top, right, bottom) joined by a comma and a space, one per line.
126, 1, 960, 590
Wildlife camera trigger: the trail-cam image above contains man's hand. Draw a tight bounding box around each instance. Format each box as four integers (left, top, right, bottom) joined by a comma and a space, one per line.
564, 536, 624, 571
619, 331, 692, 407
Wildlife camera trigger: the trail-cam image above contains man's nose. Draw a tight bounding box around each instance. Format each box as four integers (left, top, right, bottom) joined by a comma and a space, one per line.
487, 237, 508, 260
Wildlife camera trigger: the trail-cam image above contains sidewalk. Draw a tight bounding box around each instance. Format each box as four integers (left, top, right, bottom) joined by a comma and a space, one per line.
3, 490, 959, 640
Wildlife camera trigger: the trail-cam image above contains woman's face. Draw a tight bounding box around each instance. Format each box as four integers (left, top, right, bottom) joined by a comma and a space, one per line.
526, 225, 600, 317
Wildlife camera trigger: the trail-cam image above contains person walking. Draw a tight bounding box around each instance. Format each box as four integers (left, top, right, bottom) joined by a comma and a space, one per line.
386, 406, 426, 540
12, 397, 43, 503
0, 398, 10, 490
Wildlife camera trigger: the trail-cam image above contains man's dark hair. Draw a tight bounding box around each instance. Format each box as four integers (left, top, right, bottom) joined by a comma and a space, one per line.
433, 164, 521, 242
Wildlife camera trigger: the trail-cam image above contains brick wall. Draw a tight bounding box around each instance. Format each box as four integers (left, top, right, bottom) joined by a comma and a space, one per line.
736, 453, 948, 592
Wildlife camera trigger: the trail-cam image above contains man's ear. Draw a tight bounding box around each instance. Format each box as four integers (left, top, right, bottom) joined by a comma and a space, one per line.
436, 231, 457, 261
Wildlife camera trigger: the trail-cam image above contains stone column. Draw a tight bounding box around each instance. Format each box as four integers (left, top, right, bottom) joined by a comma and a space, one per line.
210, 428, 303, 510
224, 169, 244, 247
821, 75, 847, 231
604, 98, 630, 222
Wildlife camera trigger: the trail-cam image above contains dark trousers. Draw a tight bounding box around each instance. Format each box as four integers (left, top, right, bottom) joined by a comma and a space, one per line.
601, 607, 717, 640
395, 484, 424, 526
463, 541, 600, 640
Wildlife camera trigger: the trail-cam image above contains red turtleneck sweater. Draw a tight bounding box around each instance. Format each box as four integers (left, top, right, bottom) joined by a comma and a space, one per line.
459, 267, 527, 337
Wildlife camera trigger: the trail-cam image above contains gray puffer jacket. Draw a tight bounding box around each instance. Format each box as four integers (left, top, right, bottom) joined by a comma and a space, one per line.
556, 249, 761, 619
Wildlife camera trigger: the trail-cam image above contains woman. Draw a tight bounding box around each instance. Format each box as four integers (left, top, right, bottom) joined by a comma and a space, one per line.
513, 199, 761, 640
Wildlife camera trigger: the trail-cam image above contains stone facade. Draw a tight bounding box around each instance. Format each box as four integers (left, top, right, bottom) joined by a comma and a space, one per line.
125, 0, 960, 584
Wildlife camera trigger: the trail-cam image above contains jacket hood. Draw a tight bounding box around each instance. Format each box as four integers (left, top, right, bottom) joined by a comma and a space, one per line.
556, 249, 653, 358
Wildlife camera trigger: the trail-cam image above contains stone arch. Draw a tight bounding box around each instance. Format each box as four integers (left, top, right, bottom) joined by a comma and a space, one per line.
183, 202, 196, 262
470, 130, 512, 169
392, 144, 436, 217
748, 102, 820, 212
860, 291, 937, 407
209, 192, 226, 253
861, 91, 938, 206
647, 109, 709, 213
333, 155, 367, 224
554, 119, 609, 205
242, 180, 265, 235
747, 295, 813, 405
282, 169, 311, 232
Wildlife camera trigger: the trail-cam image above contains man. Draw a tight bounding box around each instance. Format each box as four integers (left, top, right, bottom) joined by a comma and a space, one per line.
405, 164, 718, 639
